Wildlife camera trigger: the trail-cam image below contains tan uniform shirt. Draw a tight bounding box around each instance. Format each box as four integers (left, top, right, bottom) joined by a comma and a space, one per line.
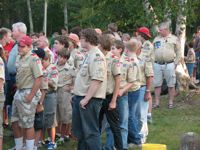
57, 63, 75, 88
153, 34, 181, 65
0, 57, 5, 94
120, 54, 135, 89
46, 64, 58, 92
185, 48, 196, 63
40, 68, 48, 90
138, 55, 154, 86
128, 53, 141, 92
68, 48, 85, 73
74, 47, 107, 99
105, 52, 121, 95
141, 40, 154, 62
16, 51, 43, 89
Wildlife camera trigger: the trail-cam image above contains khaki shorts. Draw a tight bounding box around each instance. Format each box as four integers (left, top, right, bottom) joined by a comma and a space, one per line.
0, 100, 4, 138
11, 89, 41, 128
153, 62, 176, 87
57, 87, 72, 124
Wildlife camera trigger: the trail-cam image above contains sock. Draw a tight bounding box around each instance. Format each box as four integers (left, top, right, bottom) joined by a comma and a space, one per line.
14, 137, 23, 150
148, 113, 152, 117
26, 139, 35, 150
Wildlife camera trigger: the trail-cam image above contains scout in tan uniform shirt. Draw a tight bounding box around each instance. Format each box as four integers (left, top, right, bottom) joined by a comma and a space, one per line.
56, 48, 75, 144
153, 22, 181, 109
137, 26, 154, 123
32, 49, 48, 149
98, 34, 124, 150
106, 40, 135, 149
11, 36, 43, 150
72, 28, 107, 150
0, 55, 5, 149
137, 53, 154, 144
42, 52, 58, 149
126, 38, 143, 145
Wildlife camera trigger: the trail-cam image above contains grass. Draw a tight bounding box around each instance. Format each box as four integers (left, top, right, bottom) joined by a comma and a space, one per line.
3, 90, 200, 150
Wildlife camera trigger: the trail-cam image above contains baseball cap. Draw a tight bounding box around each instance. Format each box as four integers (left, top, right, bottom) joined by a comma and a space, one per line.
68, 33, 79, 45
138, 27, 151, 38
32, 48, 45, 59
19, 35, 32, 47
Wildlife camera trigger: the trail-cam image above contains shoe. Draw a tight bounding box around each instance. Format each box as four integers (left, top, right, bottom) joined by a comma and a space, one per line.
152, 104, 160, 109
168, 104, 175, 109
37, 141, 43, 148
3, 123, 9, 129
56, 137, 64, 145
147, 115, 153, 124
8, 146, 16, 150
47, 142, 57, 150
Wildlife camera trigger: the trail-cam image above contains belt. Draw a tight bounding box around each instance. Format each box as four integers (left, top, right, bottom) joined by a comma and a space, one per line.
9, 73, 16, 76
155, 61, 174, 65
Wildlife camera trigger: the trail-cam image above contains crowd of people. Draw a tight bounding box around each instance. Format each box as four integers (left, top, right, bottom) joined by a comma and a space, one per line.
0, 21, 198, 150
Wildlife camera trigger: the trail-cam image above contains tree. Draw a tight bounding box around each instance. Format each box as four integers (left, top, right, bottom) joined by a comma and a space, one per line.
43, 0, 48, 35
27, 0, 34, 33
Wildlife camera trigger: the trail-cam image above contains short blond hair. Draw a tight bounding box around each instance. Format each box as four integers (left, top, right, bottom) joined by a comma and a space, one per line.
126, 38, 142, 52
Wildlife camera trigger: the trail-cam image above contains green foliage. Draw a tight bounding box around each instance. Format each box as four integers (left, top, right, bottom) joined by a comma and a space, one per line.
0, 0, 200, 35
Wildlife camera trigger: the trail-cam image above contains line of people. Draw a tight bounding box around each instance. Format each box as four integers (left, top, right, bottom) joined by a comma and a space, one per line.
0, 21, 182, 150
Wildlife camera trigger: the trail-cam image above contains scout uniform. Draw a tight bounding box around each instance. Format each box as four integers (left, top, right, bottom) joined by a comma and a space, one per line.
140, 40, 154, 62
0, 57, 5, 138
11, 52, 43, 128
68, 48, 85, 74
99, 51, 123, 150
57, 63, 75, 124
73, 48, 107, 98
72, 47, 107, 150
137, 54, 154, 143
127, 52, 142, 145
153, 34, 181, 87
43, 64, 58, 128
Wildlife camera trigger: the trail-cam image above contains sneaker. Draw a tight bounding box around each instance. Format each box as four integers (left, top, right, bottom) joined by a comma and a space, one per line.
147, 115, 153, 124
64, 135, 70, 142
37, 141, 43, 148
56, 138, 64, 145
47, 142, 57, 150
8, 146, 16, 150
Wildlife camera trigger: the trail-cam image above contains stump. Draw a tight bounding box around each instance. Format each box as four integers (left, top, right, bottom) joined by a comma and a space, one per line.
180, 132, 200, 150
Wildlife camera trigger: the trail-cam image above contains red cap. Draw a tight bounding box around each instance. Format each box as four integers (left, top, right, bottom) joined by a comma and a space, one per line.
138, 27, 151, 38
19, 36, 32, 46
68, 33, 79, 44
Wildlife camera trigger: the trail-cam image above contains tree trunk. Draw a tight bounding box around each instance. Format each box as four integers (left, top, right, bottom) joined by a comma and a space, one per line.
175, 0, 189, 92
43, 0, 48, 36
63, 1, 68, 32
27, 0, 34, 33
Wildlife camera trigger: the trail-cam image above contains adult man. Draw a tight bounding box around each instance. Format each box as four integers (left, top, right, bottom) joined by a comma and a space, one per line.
72, 28, 107, 150
37, 36, 54, 64
153, 22, 181, 109
11, 36, 43, 150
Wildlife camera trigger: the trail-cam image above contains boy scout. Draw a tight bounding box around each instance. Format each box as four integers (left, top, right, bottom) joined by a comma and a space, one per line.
11, 36, 43, 150
72, 28, 107, 150
126, 38, 142, 146
56, 48, 75, 144
153, 22, 181, 109
0, 46, 5, 150
42, 52, 58, 150
137, 27, 154, 123
32, 49, 48, 149
137, 43, 154, 144
105, 40, 135, 150
67, 33, 85, 74
98, 35, 123, 150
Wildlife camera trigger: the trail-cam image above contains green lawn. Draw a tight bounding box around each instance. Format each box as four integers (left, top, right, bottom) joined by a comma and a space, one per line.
3, 91, 200, 150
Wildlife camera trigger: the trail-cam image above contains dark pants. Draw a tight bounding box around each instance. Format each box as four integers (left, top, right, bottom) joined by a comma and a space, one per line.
72, 95, 102, 150
99, 94, 123, 150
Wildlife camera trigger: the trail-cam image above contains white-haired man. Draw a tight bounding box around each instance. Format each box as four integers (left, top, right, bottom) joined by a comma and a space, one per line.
153, 22, 181, 109
37, 36, 54, 63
